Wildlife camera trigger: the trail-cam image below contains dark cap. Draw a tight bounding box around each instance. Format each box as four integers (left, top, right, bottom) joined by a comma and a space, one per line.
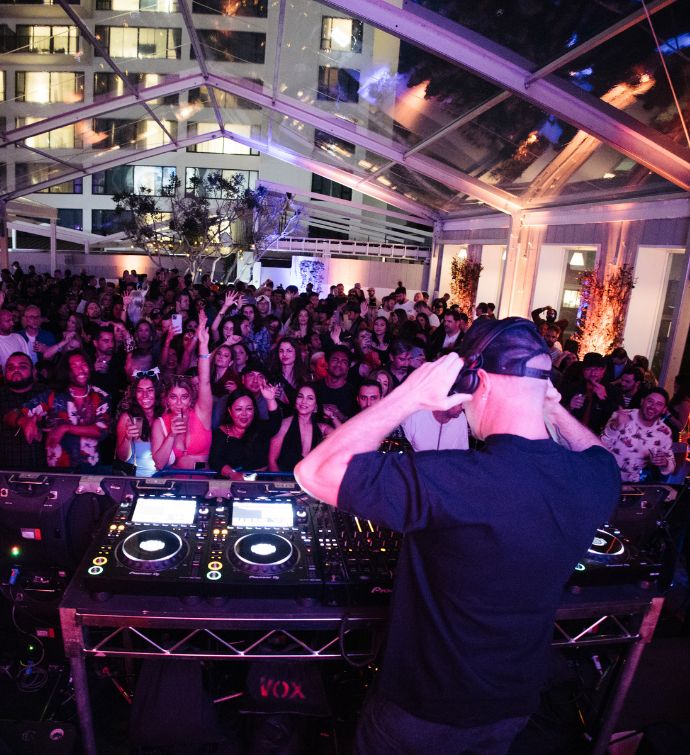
582, 352, 606, 368
457, 316, 550, 378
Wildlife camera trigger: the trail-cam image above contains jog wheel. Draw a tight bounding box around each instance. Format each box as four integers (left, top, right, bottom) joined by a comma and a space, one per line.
117, 528, 188, 571
586, 527, 627, 564
227, 532, 299, 574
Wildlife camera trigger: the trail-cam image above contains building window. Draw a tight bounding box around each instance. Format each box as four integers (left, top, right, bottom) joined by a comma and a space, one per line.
314, 129, 355, 159
185, 167, 258, 195
317, 67, 359, 103
16, 25, 80, 55
321, 17, 363, 53
191, 0, 266, 16
93, 72, 178, 104
3, 1, 80, 5
16, 71, 84, 104
92, 209, 132, 236
92, 118, 177, 149
186, 122, 259, 155
311, 174, 352, 201
95, 26, 181, 59
194, 30, 265, 64
188, 85, 262, 110
18, 118, 80, 149
96, 0, 179, 11
58, 208, 83, 231
92, 165, 176, 195
560, 248, 597, 338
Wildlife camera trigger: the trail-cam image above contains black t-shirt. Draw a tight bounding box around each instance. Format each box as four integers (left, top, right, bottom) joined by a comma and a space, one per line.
338, 434, 620, 726
0, 384, 49, 470
314, 380, 357, 419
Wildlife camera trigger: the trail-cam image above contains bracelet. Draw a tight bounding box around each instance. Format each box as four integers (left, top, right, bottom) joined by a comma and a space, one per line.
198, 353, 211, 359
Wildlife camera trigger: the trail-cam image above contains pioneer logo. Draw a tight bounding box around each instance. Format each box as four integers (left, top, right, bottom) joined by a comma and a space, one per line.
259, 677, 306, 700
371, 586, 392, 594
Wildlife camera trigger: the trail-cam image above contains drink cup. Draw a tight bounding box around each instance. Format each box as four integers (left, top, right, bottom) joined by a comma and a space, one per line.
131, 417, 143, 439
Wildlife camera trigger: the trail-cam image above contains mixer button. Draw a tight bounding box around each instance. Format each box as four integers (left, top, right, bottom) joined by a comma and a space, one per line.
87, 565, 103, 576
206, 570, 222, 581
93, 556, 107, 566
208, 561, 223, 570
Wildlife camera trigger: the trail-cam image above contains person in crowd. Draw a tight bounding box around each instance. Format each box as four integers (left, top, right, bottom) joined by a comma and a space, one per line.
427, 310, 468, 358
151, 312, 212, 470
294, 317, 619, 755
90, 325, 127, 407
531, 305, 568, 340
241, 361, 274, 421
42, 313, 85, 360
401, 403, 469, 452
601, 388, 675, 482
543, 324, 562, 362
19, 304, 56, 364
369, 368, 394, 398
560, 352, 620, 434
376, 295, 396, 321
22, 350, 111, 472
393, 285, 415, 317
230, 342, 251, 375
114, 376, 163, 477
314, 345, 357, 423
0, 352, 49, 470
356, 379, 382, 411
388, 340, 412, 386
615, 367, 644, 409
631, 355, 658, 389
268, 383, 337, 472
604, 347, 631, 385
414, 299, 440, 329
371, 316, 392, 363
241, 303, 271, 360
270, 337, 308, 409
665, 374, 690, 441
209, 384, 281, 478
408, 344, 427, 371
0, 298, 31, 371
282, 307, 313, 344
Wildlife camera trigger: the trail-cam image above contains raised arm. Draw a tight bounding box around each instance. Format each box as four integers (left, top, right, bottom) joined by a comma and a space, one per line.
195, 310, 213, 424
211, 290, 238, 341
295, 353, 467, 506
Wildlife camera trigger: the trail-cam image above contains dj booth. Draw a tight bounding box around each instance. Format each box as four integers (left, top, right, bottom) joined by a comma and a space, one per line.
0, 471, 683, 755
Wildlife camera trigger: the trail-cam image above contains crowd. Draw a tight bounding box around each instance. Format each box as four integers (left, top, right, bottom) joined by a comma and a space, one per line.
0, 264, 688, 483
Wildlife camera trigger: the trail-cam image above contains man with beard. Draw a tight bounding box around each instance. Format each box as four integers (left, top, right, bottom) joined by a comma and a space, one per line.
90, 325, 127, 408
0, 352, 49, 469
21, 350, 111, 472
314, 346, 357, 422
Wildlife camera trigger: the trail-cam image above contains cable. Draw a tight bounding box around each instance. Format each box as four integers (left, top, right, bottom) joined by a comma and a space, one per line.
338, 613, 385, 669
641, 0, 690, 148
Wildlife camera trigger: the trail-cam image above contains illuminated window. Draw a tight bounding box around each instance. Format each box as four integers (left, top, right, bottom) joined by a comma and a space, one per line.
91, 118, 177, 149
191, 0, 267, 17
18, 118, 79, 149
317, 67, 359, 103
0, 72, 4, 101
96, 0, 179, 10
186, 122, 259, 155
185, 167, 258, 194
92, 165, 176, 195
188, 85, 262, 110
16, 71, 84, 104
194, 30, 265, 63
321, 18, 363, 53
16, 25, 80, 55
16, 163, 82, 193
314, 129, 355, 158
93, 72, 178, 104
95, 26, 181, 59
92, 209, 132, 236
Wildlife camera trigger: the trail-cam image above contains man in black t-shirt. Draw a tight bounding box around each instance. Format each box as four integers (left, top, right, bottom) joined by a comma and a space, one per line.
296, 318, 620, 755
314, 345, 357, 422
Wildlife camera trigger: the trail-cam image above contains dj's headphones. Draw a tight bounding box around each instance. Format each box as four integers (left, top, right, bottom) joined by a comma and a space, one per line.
450, 317, 551, 396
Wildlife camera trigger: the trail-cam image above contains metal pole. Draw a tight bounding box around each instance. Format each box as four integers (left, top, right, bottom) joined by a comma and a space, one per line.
69, 653, 98, 755
591, 596, 664, 755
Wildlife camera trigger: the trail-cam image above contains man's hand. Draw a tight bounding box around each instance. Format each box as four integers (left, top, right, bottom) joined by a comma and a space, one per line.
46, 423, 69, 447
395, 353, 470, 413
609, 409, 632, 431
18, 415, 41, 444
650, 450, 669, 467
591, 382, 607, 401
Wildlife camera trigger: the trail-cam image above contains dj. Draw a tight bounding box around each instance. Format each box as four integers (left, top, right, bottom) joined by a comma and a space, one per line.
295, 317, 620, 754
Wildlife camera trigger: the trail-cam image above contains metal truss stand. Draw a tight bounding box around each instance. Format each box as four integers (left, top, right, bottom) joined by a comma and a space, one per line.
60, 580, 664, 755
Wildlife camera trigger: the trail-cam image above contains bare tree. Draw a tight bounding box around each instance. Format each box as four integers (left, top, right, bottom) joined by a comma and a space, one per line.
113, 172, 301, 280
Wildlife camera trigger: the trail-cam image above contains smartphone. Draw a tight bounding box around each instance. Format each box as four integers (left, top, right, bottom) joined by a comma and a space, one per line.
171, 313, 183, 335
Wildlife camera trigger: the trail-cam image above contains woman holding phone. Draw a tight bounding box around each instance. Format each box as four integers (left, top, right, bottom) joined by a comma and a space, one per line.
114, 376, 163, 477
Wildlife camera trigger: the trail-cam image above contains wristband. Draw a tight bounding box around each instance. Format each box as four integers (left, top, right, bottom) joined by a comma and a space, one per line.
198, 353, 211, 359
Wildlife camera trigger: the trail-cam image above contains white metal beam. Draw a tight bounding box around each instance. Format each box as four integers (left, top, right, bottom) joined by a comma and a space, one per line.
206, 74, 522, 213
321, 0, 690, 191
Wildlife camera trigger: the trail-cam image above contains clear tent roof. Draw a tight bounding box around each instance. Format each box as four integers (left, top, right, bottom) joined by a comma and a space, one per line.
1, 0, 689, 234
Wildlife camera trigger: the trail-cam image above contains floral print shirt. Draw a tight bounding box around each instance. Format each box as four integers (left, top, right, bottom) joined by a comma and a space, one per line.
601, 409, 674, 482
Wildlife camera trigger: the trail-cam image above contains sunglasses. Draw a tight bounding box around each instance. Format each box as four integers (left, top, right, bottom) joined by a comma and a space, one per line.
132, 367, 160, 380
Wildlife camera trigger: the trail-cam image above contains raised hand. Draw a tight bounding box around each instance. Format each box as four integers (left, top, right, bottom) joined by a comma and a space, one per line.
258, 376, 277, 402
